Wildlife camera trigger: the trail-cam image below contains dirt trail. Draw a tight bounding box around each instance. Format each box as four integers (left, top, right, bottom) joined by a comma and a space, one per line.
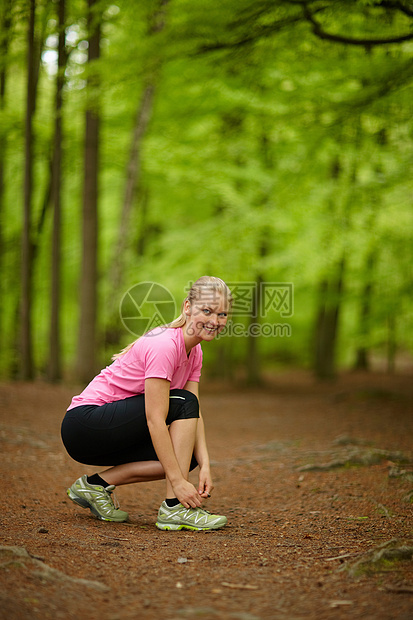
1, 372, 412, 619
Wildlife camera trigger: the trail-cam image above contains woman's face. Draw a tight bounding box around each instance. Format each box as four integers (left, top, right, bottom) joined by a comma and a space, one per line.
185, 292, 229, 341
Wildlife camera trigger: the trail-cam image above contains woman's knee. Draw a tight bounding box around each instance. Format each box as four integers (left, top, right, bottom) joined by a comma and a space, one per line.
167, 389, 199, 423
179, 389, 199, 407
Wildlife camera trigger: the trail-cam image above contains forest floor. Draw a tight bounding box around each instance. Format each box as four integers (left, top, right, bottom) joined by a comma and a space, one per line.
0, 371, 412, 620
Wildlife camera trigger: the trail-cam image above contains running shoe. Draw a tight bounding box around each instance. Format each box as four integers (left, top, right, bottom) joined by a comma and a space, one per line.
67, 475, 128, 522
156, 501, 227, 531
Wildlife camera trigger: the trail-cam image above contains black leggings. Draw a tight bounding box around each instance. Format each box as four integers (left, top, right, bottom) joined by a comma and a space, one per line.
61, 389, 199, 468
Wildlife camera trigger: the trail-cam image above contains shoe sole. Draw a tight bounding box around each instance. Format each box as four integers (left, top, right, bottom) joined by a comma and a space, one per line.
67, 488, 128, 522
155, 521, 226, 531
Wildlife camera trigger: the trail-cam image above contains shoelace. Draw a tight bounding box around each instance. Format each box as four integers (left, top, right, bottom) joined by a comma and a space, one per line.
196, 507, 212, 515
112, 492, 121, 510
105, 487, 121, 510
190, 507, 214, 520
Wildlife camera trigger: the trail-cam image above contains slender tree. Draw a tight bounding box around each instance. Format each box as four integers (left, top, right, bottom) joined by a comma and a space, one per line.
107, 83, 155, 297
48, 0, 66, 381
387, 313, 397, 373
76, 0, 102, 382
354, 247, 376, 371
246, 274, 263, 385
106, 0, 168, 342
314, 260, 345, 380
313, 157, 345, 380
0, 0, 12, 351
21, 0, 37, 379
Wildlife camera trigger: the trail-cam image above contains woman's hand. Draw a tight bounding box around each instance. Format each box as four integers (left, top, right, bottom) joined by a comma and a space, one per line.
198, 465, 213, 499
172, 479, 202, 509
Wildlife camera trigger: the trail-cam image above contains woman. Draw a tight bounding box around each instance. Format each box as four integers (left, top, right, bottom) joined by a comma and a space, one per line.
61, 276, 232, 531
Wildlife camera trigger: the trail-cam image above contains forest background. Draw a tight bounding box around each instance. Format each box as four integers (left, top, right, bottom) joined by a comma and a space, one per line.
1, 0, 412, 386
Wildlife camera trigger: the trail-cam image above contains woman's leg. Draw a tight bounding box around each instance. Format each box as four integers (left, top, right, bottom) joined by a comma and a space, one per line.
99, 416, 198, 491
62, 389, 200, 469
165, 417, 198, 499
101, 460, 165, 485
62, 390, 200, 520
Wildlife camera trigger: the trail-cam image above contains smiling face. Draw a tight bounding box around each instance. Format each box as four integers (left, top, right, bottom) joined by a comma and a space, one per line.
184, 293, 229, 343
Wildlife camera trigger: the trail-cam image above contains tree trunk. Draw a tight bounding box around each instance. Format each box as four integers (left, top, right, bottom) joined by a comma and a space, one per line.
0, 0, 11, 352
387, 314, 396, 374
354, 251, 375, 371
48, 0, 66, 382
246, 275, 263, 385
314, 258, 345, 380
313, 154, 347, 381
108, 84, 155, 297
21, 0, 36, 380
76, 0, 101, 383
136, 186, 150, 258
105, 1, 169, 346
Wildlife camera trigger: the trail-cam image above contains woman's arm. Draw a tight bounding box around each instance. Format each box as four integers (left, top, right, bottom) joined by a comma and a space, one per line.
145, 378, 202, 508
184, 381, 213, 499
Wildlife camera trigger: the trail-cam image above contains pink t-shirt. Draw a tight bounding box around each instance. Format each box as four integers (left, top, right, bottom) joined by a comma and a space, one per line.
67, 327, 202, 410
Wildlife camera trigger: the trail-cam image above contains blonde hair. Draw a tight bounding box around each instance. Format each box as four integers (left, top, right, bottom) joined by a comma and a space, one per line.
112, 276, 232, 359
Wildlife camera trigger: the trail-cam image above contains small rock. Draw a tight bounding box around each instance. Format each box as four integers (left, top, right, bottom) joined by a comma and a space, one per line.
38, 527, 49, 534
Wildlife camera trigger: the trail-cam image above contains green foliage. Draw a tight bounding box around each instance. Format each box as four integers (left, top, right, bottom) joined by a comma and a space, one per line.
1, 0, 413, 379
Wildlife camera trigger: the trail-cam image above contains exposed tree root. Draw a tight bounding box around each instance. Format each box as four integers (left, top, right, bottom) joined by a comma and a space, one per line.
388, 465, 413, 502
384, 585, 413, 594
297, 447, 408, 472
339, 539, 413, 578
0, 546, 109, 591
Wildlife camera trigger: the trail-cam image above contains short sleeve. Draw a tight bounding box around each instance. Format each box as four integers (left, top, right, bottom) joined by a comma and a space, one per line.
138, 332, 178, 382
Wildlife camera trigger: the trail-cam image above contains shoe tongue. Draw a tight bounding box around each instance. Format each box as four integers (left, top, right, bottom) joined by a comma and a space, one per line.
105, 485, 116, 492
